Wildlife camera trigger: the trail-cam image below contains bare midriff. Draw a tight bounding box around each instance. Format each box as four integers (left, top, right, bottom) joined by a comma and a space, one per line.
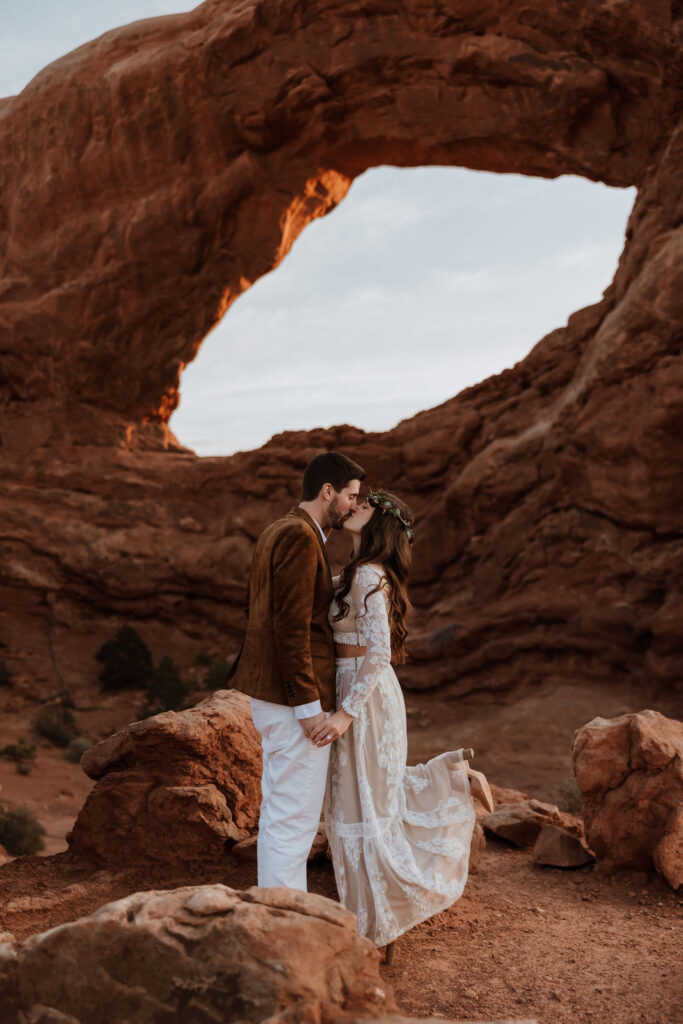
335, 643, 367, 658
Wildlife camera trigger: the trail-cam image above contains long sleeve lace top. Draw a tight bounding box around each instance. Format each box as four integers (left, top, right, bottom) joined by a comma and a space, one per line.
328, 563, 393, 718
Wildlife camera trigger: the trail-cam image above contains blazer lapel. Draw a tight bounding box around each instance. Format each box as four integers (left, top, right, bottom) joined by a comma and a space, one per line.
289, 507, 332, 580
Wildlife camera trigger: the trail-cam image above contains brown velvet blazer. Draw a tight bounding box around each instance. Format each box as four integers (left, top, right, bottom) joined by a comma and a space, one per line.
228, 507, 336, 712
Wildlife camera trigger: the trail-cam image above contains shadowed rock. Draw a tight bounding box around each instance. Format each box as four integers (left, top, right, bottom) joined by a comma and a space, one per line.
533, 824, 595, 868
482, 799, 584, 849
572, 709, 683, 888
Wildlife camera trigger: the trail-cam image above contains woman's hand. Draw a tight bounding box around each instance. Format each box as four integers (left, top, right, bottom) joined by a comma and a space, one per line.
310, 708, 354, 747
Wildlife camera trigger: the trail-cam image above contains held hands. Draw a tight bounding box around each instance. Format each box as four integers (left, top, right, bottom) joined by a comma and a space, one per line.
309, 708, 354, 748
298, 711, 328, 740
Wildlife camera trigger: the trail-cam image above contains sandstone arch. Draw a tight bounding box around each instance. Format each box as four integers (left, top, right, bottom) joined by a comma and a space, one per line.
0, 0, 681, 710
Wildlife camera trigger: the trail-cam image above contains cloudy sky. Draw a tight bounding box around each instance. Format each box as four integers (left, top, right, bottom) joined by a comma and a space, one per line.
3, 2, 636, 455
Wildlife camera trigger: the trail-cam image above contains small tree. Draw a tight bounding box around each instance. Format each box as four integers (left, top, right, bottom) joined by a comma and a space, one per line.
65, 736, 93, 763
33, 704, 78, 748
142, 656, 192, 717
0, 805, 46, 856
205, 657, 231, 690
0, 661, 12, 687
0, 738, 36, 764
96, 626, 153, 692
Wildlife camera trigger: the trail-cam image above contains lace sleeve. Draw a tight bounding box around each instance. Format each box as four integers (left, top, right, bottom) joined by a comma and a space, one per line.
341, 564, 392, 717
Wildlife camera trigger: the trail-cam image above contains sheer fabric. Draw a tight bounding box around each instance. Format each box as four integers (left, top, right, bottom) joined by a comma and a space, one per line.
324, 563, 476, 947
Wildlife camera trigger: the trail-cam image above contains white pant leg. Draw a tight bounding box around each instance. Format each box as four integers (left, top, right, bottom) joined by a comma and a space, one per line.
250, 698, 329, 891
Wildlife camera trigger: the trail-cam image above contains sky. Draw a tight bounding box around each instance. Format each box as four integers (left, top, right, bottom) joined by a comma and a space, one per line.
3, 2, 636, 456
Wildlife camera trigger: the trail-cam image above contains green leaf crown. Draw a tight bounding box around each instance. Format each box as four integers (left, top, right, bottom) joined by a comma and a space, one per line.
366, 489, 414, 540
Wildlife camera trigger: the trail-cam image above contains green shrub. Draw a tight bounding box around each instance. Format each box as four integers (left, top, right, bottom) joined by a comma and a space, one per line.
0, 662, 12, 687
33, 704, 78, 748
552, 776, 583, 815
65, 736, 93, 763
142, 656, 192, 717
205, 657, 231, 690
0, 738, 36, 763
0, 805, 46, 856
96, 626, 153, 692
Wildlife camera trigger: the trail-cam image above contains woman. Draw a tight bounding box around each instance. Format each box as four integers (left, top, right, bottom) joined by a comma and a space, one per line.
310, 489, 492, 959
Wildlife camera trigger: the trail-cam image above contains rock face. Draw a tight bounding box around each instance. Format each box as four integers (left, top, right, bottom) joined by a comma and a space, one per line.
67, 689, 262, 866
572, 709, 683, 888
0, 884, 395, 1023
0, 0, 681, 707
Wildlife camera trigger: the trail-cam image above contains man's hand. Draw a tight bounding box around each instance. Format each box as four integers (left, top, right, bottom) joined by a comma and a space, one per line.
310, 709, 354, 747
298, 710, 328, 739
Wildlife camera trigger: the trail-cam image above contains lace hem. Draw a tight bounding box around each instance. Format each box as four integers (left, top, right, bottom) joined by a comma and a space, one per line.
333, 632, 367, 645
325, 800, 473, 839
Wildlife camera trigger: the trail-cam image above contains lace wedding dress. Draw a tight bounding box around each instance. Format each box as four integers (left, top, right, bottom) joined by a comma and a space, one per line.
324, 563, 476, 947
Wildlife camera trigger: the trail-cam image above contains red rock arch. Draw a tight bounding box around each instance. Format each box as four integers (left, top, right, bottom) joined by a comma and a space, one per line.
0, 0, 681, 713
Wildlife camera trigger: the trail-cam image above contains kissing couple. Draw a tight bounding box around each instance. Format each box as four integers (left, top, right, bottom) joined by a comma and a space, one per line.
229, 451, 492, 958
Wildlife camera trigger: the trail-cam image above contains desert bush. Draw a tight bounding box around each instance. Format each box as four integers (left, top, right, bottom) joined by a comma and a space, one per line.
0, 661, 12, 687
16, 762, 32, 776
65, 736, 93, 763
142, 656, 192, 717
194, 650, 213, 667
96, 625, 153, 692
0, 738, 36, 763
33, 704, 78, 748
552, 775, 583, 815
205, 657, 232, 690
0, 805, 46, 856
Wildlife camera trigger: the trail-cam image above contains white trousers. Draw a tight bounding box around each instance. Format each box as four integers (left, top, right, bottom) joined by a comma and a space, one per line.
250, 698, 330, 891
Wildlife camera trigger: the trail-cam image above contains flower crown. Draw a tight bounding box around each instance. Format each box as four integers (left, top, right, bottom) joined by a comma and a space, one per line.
367, 489, 414, 540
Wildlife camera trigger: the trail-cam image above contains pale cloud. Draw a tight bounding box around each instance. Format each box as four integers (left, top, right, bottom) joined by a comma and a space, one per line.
172, 167, 634, 453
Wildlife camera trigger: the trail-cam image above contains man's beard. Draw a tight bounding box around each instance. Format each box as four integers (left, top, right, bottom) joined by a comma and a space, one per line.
328, 496, 351, 530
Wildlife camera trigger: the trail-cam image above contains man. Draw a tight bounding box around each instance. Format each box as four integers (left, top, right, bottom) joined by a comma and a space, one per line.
230, 450, 365, 890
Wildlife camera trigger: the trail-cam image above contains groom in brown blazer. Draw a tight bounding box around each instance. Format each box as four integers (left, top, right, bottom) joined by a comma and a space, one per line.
230, 451, 365, 890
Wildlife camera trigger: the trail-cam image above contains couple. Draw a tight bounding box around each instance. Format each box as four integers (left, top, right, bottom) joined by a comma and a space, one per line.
230, 451, 491, 955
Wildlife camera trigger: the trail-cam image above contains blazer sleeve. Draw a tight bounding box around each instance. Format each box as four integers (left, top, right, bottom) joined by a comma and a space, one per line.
271, 525, 323, 708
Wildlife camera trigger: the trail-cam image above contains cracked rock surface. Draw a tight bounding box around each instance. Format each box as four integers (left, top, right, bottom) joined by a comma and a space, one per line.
0, 884, 395, 1023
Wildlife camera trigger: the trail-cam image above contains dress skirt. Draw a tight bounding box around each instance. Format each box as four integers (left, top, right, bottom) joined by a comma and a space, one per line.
324, 655, 477, 947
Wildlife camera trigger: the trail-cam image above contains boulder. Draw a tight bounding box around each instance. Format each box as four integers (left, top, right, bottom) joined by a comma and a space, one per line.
532, 824, 595, 868
482, 799, 584, 849
572, 709, 683, 888
0, 885, 395, 1024
68, 689, 261, 866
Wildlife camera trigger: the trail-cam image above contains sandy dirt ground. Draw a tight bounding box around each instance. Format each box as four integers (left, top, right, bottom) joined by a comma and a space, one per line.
0, 841, 680, 1024
0, 681, 680, 1022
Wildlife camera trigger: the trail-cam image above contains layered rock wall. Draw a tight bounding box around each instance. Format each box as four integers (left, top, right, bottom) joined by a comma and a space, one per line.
0, 0, 681, 703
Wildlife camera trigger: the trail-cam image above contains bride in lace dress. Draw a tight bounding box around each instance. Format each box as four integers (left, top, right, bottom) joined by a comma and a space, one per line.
310, 489, 488, 953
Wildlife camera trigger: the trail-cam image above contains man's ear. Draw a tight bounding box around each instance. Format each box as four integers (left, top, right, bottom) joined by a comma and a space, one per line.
321, 483, 334, 501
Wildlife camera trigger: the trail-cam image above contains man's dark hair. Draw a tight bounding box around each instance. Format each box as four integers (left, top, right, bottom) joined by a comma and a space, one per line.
301, 451, 366, 501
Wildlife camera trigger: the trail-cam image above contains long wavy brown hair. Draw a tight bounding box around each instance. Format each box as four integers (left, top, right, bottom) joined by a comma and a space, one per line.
332, 490, 414, 664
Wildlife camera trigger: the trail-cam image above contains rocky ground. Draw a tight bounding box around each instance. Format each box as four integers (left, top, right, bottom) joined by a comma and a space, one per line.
0, 837, 680, 1023
1, 683, 680, 1023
